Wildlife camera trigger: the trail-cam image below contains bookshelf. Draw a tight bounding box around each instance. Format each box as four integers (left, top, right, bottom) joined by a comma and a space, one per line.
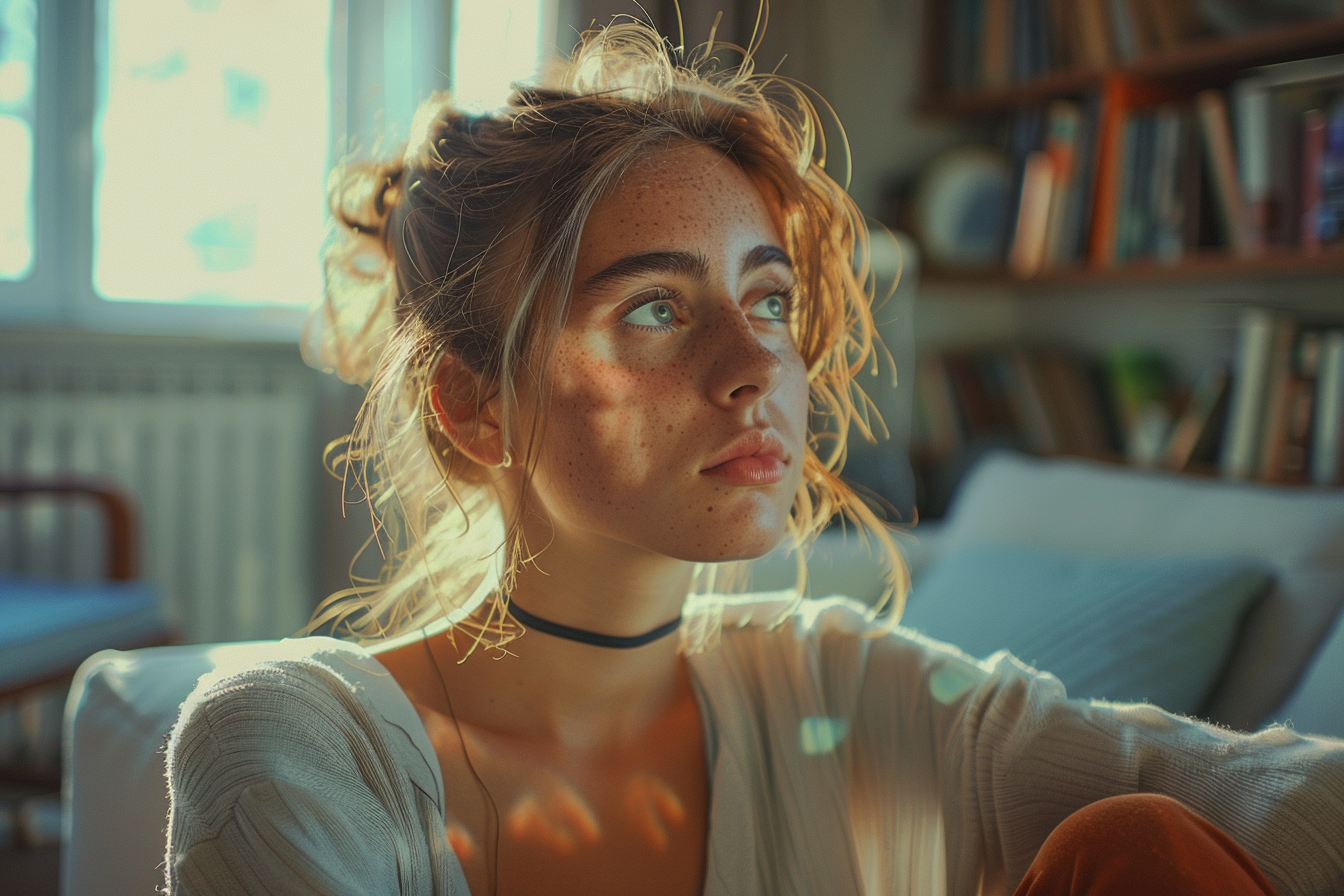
920, 14, 1344, 115
917, 5, 1344, 281
905, 1, 1344, 513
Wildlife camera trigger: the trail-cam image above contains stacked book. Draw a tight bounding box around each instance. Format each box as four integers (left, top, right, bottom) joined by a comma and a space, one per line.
1230, 53, 1344, 254
912, 345, 1119, 463
911, 333, 1344, 485
994, 51, 1344, 274
941, 0, 1334, 94
1220, 307, 1344, 485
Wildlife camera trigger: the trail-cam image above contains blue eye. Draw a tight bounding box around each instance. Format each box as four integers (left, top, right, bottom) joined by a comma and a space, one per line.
622, 297, 678, 328
751, 293, 788, 321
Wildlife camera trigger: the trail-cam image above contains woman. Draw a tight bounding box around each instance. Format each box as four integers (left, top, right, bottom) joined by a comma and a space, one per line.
165, 18, 1344, 896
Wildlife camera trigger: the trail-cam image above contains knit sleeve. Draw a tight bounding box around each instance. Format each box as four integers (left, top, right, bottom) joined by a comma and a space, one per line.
164, 656, 458, 895
853, 627, 1344, 896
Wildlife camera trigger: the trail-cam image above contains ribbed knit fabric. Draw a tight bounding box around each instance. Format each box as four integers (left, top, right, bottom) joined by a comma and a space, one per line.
165, 596, 1344, 895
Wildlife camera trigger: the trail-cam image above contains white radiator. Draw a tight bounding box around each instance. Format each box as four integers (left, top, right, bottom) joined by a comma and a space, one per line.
0, 346, 318, 643
0, 340, 320, 768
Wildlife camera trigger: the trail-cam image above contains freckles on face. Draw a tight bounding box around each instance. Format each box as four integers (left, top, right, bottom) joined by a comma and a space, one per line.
524, 143, 810, 561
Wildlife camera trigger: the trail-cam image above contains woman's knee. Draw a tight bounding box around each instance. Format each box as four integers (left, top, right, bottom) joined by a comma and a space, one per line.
1017, 794, 1280, 896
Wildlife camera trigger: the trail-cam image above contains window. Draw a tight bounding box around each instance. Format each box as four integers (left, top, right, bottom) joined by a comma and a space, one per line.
93, 0, 331, 308
451, 0, 544, 113
0, 0, 36, 282
0, 0, 551, 338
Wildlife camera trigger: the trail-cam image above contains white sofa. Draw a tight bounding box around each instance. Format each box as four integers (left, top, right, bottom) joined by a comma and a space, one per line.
61, 451, 1344, 895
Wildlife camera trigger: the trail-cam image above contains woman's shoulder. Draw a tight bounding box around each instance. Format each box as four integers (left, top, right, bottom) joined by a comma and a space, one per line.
174, 636, 395, 725
695, 592, 1030, 706
167, 635, 441, 805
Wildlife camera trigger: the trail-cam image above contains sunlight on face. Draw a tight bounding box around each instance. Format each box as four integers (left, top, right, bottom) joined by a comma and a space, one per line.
518, 143, 810, 564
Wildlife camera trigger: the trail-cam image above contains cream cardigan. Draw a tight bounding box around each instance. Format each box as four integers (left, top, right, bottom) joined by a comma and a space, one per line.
165, 596, 1344, 895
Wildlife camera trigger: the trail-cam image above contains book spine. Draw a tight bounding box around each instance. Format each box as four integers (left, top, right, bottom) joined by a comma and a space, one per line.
1011, 348, 1061, 454
1256, 317, 1301, 481
1196, 89, 1252, 256
1279, 330, 1320, 484
1105, 0, 1141, 62
1318, 98, 1344, 244
1232, 77, 1270, 254
1150, 106, 1185, 262
1077, 0, 1115, 69
1303, 108, 1326, 253
1042, 101, 1081, 267
1220, 307, 1277, 478
984, 0, 1013, 89
915, 355, 964, 456
1164, 365, 1229, 471
1312, 330, 1344, 485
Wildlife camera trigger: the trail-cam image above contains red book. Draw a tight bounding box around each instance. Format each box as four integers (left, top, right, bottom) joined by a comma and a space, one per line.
1089, 76, 1192, 267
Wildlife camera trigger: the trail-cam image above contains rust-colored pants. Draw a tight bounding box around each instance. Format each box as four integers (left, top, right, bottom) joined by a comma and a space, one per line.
1016, 793, 1280, 896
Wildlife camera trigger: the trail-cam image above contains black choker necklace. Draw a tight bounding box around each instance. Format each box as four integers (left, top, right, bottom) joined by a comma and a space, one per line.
507, 600, 682, 649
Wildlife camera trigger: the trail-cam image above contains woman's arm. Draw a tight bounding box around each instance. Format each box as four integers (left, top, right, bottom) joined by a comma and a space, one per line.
854, 625, 1344, 896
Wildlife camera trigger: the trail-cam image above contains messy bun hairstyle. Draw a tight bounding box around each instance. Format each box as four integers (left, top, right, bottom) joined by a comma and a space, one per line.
303, 18, 908, 652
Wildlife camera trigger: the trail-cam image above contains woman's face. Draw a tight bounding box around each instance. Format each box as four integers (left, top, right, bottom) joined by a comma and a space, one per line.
518, 142, 809, 563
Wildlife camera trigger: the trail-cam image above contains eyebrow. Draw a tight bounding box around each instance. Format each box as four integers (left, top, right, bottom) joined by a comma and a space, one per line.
581, 244, 794, 294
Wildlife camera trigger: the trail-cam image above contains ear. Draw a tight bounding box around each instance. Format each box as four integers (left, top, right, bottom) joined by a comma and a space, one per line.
428, 355, 507, 468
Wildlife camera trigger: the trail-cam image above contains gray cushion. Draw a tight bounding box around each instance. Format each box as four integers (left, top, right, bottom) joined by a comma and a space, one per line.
901, 544, 1271, 716
1273, 607, 1344, 738
939, 451, 1344, 730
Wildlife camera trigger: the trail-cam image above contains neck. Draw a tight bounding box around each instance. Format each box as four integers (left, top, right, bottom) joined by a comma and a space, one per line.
433, 532, 698, 752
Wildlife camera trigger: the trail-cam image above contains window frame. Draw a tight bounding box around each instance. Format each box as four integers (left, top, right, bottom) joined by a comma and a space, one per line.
0, 0, 342, 340
1, 0, 558, 340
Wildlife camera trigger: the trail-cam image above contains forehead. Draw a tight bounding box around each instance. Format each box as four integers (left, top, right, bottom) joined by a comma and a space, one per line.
574, 143, 783, 281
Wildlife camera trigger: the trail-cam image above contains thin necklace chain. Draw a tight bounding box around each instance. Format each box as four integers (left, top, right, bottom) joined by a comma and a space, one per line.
423, 635, 502, 896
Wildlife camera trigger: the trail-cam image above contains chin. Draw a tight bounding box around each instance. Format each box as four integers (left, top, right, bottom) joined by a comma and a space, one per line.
675, 515, 793, 564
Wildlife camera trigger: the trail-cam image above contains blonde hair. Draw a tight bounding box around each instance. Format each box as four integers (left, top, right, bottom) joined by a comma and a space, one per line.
302, 17, 908, 652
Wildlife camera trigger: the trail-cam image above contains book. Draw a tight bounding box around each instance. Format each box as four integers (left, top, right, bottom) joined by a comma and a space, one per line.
1088, 77, 1192, 266
983, 0, 1013, 89
1052, 97, 1101, 266
1303, 108, 1327, 252
915, 355, 964, 456
1243, 52, 1344, 90
1220, 308, 1277, 478
1232, 77, 1271, 252
1076, 0, 1115, 69
1114, 112, 1147, 262
1010, 347, 1060, 453
1047, 0, 1081, 70
1319, 97, 1344, 243
1041, 100, 1082, 267
1165, 365, 1230, 471
1150, 105, 1186, 261
1196, 89, 1253, 256
1312, 330, 1344, 485
1256, 316, 1301, 481
1278, 330, 1321, 484
1009, 149, 1056, 276
1106, 0, 1143, 62
1181, 106, 1208, 252
1145, 0, 1198, 50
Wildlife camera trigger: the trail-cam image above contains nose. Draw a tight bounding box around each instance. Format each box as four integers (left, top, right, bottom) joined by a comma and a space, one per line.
706, 307, 785, 410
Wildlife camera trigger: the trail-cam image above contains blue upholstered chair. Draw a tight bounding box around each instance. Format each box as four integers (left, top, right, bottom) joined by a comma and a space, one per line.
0, 480, 173, 784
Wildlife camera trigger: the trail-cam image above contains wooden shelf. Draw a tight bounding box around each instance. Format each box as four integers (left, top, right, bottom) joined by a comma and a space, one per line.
923, 245, 1344, 288
920, 15, 1344, 115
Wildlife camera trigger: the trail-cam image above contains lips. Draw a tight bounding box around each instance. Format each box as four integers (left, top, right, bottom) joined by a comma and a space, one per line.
701, 430, 789, 485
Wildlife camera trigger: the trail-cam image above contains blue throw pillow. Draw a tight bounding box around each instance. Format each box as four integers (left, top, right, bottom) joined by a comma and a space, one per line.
900, 544, 1271, 716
